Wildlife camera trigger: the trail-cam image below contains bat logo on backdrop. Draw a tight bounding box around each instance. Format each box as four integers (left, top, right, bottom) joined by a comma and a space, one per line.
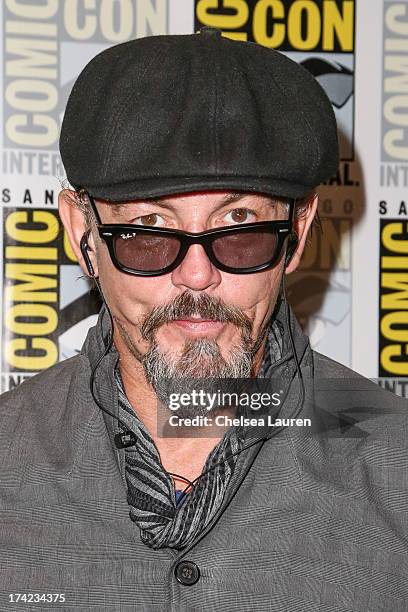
300, 57, 354, 109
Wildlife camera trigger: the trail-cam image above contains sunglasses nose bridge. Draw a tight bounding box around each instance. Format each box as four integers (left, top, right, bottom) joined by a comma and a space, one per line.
180, 234, 215, 267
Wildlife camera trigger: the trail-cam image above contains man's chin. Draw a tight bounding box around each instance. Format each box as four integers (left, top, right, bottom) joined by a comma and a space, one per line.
143, 341, 253, 418
152, 330, 243, 367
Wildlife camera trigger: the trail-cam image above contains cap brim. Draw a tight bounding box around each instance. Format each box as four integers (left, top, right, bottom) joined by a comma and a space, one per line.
76, 175, 314, 202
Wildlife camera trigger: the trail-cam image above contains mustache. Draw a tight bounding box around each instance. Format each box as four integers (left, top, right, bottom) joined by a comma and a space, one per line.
140, 291, 252, 341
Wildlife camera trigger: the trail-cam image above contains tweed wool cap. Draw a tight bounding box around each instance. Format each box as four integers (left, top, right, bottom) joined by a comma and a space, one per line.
60, 28, 339, 201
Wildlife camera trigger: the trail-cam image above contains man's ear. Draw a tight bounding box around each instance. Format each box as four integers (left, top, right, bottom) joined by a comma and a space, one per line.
285, 193, 318, 274
58, 189, 99, 278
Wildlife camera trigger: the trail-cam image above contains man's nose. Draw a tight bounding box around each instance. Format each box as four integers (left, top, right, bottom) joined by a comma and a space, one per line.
171, 243, 222, 291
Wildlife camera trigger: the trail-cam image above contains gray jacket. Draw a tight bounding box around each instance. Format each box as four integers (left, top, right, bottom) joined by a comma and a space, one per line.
1, 302, 407, 612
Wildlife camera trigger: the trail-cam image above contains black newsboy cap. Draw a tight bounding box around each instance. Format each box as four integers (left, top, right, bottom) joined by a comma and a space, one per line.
60, 28, 339, 202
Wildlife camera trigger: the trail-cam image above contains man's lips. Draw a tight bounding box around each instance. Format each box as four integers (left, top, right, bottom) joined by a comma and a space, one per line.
169, 317, 225, 333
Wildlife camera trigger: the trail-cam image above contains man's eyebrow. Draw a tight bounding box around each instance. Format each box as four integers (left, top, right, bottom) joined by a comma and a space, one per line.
109, 199, 181, 217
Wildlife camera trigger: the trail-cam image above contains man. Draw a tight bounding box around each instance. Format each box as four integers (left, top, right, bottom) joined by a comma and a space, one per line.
1, 28, 407, 612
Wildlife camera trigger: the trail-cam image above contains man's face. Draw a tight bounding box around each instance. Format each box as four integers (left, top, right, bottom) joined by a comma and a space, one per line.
59, 190, 316, 394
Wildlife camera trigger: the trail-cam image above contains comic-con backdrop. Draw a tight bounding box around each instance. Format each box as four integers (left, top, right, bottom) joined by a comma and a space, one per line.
1, 0, 407, 397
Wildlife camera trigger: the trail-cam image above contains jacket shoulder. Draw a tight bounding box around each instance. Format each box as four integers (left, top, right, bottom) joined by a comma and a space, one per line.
0, 355, 99, 481
313, 349, 405, 398
310, 349, 408, 435
0, 353, 89, 411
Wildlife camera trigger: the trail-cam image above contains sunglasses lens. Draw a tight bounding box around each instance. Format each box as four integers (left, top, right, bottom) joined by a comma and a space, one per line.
114, 233, 181, 271
212, 231, 279, 269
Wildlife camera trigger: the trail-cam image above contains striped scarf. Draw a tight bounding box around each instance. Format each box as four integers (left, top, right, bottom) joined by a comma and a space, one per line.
115, 318, 283, 550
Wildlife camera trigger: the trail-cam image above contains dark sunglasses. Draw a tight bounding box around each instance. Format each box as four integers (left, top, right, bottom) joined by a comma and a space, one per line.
80, 191, 295, 276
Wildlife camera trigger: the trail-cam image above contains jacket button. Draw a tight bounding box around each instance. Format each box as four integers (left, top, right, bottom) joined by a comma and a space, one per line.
174, 561, 200, 586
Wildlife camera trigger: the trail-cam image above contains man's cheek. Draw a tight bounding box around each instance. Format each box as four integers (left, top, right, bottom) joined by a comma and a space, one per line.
222, 277, 276, 310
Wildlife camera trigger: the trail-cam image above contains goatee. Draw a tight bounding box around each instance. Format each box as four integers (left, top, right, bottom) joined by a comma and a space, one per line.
140, 292, 259, 417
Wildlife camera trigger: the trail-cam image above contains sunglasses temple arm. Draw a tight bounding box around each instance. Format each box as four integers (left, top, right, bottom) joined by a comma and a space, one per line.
77, 189, 103, 226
